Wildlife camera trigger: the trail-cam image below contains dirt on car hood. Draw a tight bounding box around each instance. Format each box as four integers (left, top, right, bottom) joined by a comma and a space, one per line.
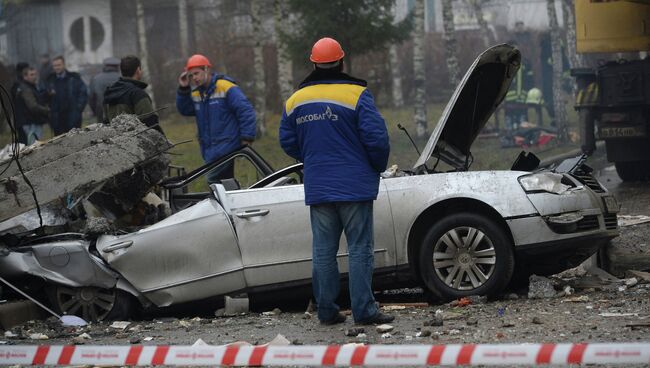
413, 44, 521, 172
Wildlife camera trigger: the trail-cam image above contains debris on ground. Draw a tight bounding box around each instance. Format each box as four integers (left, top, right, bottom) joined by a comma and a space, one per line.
224, 295, 250, 316
617, 214, 650, 227
110, 321, 131, 330
376, 324, 394, 333
527, 275, 556, 299
0, 116, 171, 234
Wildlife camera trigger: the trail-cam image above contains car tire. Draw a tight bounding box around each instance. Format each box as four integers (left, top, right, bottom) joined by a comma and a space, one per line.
418, 212, 514, 302
48, 285, 137, 322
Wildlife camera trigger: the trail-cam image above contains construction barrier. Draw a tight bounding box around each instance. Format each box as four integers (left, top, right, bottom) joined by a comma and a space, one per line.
0, 343, 649, 366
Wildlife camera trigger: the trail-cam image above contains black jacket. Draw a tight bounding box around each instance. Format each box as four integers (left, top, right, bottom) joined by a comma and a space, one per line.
103, 78, 161, 133
15, 80, 49, 126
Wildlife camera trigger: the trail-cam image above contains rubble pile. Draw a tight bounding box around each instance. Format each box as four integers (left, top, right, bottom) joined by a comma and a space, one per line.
0, 115, 171, 235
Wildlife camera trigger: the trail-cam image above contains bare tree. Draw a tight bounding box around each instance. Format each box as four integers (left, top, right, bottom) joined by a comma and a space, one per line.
251, 0, 267, 135
413, 0, 427, 137
274, 0, 294, 103
388, 2, 404, 108
178, 0, 190, 57
136, 0, 155, 108
468, 0, 492, 48
547, 0, 569, 143
442, 0, 460, 86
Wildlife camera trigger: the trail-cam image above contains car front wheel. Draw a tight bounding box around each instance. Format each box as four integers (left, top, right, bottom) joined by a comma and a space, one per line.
418, 212, 514, 301
49, 285, 136, 322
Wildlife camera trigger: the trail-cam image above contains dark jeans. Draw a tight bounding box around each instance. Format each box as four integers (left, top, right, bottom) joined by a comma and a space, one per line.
310, 201, 378, 323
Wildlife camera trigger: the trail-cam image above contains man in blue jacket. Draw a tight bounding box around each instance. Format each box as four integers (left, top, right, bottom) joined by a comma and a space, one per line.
176, 54, 256, 183
279, 37, 393, 326
46, 56, 88, 135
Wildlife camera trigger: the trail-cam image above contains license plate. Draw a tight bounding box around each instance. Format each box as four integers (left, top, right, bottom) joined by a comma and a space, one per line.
603, 196, 619, 213
599, 125, 646, 139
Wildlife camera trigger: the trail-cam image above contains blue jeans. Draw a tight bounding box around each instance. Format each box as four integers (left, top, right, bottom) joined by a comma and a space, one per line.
22, 124, 43, 145
310, 201, 378, 323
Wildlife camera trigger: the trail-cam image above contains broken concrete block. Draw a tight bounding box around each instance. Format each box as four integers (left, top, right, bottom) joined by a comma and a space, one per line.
0, 115, 171, 229
224, 295, 249, 316
527, 275, 556, 299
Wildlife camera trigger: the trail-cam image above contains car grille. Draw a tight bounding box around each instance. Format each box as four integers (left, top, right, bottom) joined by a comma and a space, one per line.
604, 213, 618, 230
576, 215, 600, 231
571, 172, 606, 193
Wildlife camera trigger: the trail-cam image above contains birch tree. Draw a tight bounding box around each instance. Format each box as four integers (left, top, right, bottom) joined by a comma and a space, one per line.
413, 0, 427, 137
388, 2, 404, 108
251, 0, 267, 135
136, 0, 155, 107
547, 0, 569, 143
562, 0, 582, 69
442, 0, 460, 86
178, 0, 190, 57
274, 0, 294, 103
468, 0, 492, 48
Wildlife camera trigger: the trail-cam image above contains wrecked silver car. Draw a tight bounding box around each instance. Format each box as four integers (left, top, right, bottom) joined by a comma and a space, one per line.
0, 45, 619, 321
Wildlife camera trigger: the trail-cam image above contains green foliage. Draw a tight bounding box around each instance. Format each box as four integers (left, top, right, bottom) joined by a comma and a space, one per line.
281, 0, 412, 72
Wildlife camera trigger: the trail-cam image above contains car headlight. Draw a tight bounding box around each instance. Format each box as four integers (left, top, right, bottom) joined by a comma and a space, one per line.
519, 172, 571, 194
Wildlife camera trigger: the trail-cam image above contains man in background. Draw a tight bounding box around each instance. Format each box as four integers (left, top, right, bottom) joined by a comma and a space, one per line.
15, 67, 49, 144
176, 54, 256, 183
90, 57, 120, 124
103, 55, 162, 134
46, 56, 88, 135
11, 62, 30, 143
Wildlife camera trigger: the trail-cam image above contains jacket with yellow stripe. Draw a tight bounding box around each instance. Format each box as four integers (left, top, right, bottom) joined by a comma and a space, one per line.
280, 70, 390, 206
176, 73, 256, 163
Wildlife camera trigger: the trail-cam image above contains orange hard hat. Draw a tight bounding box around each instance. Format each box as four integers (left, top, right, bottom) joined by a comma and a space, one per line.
310, 37, 345, 63
185, 54, 212, 70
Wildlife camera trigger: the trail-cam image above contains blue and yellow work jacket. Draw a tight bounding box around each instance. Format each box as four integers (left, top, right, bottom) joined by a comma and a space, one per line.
176, 73, 256, 163
279, 70, 390, 206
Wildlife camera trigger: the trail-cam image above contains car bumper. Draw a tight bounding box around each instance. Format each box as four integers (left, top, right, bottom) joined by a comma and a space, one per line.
507, 214, 618, 275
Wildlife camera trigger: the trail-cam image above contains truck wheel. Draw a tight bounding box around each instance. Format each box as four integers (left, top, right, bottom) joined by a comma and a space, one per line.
615, 161, 649, 182
418, 213, 514, 302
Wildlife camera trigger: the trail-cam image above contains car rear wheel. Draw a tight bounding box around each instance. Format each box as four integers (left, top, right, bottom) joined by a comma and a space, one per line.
418, 212, 514, 302
50, 286, 135, 322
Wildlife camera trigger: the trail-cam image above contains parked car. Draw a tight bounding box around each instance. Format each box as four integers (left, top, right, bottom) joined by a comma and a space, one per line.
0, 45, 619, 321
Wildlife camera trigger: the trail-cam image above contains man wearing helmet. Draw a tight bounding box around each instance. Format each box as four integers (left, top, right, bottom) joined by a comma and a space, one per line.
176, 54, 256, 183
279, 38, 393, 326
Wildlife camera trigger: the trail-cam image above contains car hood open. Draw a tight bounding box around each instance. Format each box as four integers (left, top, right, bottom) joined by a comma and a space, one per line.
413, 44, 521, 172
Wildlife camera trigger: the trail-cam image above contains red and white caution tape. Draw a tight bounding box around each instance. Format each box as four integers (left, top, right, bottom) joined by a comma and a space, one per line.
0, 343, 649, 366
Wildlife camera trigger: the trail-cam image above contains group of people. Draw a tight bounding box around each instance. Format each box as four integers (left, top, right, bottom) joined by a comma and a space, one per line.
11, 55, 87, 144
10, 54, 158, 145
177, 37, 393, 325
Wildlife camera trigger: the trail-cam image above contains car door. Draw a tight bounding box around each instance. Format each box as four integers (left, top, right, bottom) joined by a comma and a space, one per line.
224, 180, 397, 289
97, 197, 246, 307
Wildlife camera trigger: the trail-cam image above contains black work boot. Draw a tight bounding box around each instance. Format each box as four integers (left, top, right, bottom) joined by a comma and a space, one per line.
356, 312, 395, 325
320, 312, 347, 325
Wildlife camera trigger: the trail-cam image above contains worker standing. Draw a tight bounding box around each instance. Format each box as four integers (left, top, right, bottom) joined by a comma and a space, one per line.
279, 37, 393, 325
176, 54, 256, 183
90, 57, 120, 124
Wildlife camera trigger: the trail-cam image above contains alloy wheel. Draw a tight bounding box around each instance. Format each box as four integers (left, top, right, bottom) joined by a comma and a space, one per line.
55, 286, 116, 321
432, 226, 496, 290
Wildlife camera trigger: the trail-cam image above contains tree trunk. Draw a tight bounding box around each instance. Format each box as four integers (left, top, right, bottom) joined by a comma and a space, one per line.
274, 0, 294, 103
251, 0, 267, 136
413, 0, 427, 138
562, 0, 582, 69
388, 3, 404, 108
136, 0, 155, 108
389, 45, 404, 108
547, 0, 569, 143
178, 0, 190, 57
469, 0, 491, 48
442, 0, 460, 86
